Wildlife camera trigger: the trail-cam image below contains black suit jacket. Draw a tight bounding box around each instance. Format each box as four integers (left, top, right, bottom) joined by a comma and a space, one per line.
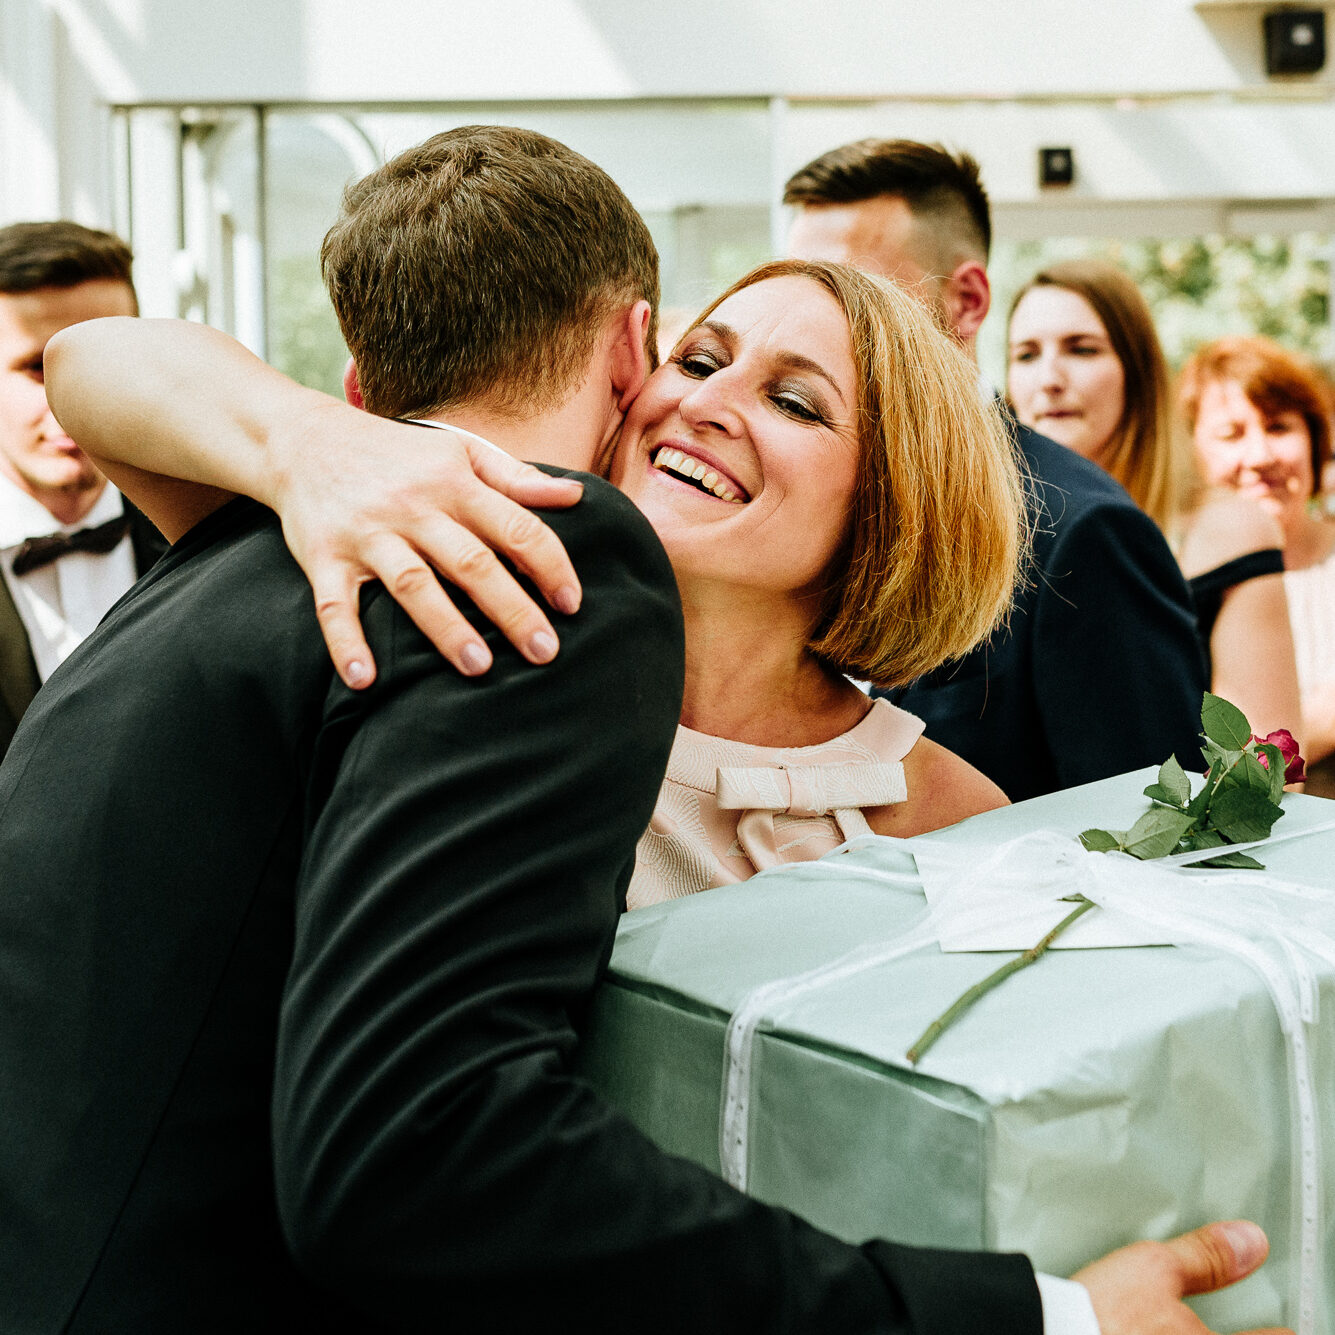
0, 499, 163, 757
884, 420, 1207, 801
0, 482, 1039, 1334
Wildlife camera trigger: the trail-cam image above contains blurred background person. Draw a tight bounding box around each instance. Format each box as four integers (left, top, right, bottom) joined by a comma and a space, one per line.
1006, 259, 1303, 748
1180, 336, 1335, 795
0, 221, 162, 758
786, 139, 1206, 802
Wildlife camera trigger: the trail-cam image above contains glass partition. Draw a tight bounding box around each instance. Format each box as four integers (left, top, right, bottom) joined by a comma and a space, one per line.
111, 98, 1334, 399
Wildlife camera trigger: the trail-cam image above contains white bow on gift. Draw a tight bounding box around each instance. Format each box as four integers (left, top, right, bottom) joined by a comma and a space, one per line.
720, 821, 1335, 1335
715, 762, 907, 871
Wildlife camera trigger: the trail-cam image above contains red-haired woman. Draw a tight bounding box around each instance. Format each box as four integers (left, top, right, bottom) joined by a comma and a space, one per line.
1180, 337, 1335, 793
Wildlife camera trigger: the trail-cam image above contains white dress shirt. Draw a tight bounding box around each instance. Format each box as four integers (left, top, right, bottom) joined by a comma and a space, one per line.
1037, 1273, 1099, 1333
0, 477, 137, 682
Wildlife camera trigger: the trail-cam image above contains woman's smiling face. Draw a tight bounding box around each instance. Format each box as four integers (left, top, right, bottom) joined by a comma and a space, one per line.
1192, 376, 1315, 522
609, 275, 860, 605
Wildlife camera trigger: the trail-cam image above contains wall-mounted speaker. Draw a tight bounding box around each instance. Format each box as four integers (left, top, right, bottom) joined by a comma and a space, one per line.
1263, 9, 1326, 75
1038, 147, 1075, 188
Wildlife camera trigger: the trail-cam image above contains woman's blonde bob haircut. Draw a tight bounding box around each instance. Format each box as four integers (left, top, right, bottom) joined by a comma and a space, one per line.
1008, 259, 1180, 531
684, 259, 1029, 689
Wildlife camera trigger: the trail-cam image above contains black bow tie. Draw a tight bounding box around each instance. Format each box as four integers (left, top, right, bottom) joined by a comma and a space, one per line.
11, 514, 132, 577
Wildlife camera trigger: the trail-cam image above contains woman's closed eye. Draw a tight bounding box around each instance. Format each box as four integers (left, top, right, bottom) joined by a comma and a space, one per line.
1063, 339, 1105, 357
673, 348, 725, 379
771, 384, 828, 424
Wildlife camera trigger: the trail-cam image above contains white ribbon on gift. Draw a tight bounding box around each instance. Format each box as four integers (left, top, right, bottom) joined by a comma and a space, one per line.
720, 819, 1335, 1335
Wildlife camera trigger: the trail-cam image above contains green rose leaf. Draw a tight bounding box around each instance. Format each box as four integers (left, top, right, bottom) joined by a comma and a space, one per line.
1208, 785, 1284, 844
1256, 742, 1287, 804
1199, 851, 1267, 870
1201, 739, 1244, 768
1201, 692, 1252, 750
1144, 755, 1191, 808
1186, 762, 1221, 822
1123, 807, 1197, 860
1183, 828, 1226, 851
1079, 828, 1124, 853
1233, 751, 1273, 794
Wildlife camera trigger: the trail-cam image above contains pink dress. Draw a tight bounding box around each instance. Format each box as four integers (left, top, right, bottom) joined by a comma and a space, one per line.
628, 698, 926, 909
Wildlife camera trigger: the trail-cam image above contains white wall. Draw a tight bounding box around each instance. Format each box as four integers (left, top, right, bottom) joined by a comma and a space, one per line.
4, 0, 1334, 233
22, 0, 1335, 104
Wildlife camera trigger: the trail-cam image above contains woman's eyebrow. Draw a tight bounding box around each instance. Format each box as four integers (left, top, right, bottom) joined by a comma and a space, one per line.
700, 319, 846, 404
775, 351, 846, 404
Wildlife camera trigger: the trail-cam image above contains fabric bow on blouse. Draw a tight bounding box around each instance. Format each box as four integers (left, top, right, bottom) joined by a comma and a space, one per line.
628, 698, 927, 908
716, 762, 908, 871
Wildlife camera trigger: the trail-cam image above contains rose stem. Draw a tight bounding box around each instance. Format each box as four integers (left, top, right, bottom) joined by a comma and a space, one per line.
905, 897, 1097, 1066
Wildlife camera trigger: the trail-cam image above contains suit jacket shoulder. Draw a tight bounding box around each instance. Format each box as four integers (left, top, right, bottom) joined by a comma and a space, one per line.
888, 421, 1206, 800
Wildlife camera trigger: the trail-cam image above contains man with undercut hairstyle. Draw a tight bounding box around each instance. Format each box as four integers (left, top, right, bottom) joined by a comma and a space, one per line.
786, 138, 1207, 802
0, 221, 161, 756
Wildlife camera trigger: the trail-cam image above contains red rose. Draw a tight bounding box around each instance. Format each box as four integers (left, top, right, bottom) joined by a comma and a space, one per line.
1252, 728, 1307, 785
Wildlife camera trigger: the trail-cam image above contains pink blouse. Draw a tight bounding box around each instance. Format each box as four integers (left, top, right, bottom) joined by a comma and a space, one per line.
628, 698, 925, 909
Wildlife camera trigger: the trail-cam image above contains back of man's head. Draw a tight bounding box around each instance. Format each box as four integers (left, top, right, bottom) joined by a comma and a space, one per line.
783, 139, 991, 270
0, 221, 137, 304
322, 125, 660, 422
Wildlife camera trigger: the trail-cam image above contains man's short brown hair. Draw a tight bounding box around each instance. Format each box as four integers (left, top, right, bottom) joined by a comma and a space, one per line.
321, 125, 660, 421
783, 139, 992, 266
0, 221, 136, 303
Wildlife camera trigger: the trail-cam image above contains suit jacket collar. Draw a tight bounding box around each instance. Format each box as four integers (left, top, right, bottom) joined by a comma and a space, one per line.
0, 569, 40, 729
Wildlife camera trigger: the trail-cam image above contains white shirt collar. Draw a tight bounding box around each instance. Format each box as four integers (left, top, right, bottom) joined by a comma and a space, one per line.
402, 418, 508, 459
0, 474, 123, 548
0, 476, 135, 683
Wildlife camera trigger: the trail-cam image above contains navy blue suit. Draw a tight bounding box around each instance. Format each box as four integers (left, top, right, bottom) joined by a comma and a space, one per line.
884, 420, 1207, 802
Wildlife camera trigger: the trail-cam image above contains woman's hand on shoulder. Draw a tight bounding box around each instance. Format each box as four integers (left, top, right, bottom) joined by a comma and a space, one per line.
1177, 489, 1285, 579
269, 402, 586, 688
867, 738, 1008, 838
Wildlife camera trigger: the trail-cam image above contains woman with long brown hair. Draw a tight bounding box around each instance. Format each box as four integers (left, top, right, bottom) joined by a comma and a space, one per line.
1006, 258, 1303, 747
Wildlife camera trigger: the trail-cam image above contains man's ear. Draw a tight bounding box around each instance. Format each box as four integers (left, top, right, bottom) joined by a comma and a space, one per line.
943, 260, 991, 344
342, 357, 365, 410
609, 300, 652, 411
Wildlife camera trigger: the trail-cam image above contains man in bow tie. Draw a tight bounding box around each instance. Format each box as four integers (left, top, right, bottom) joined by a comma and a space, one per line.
0, 220, 161, 756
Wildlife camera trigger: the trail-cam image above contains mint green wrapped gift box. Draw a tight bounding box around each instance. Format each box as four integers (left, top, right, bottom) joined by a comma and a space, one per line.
575, 771, 1335, 1333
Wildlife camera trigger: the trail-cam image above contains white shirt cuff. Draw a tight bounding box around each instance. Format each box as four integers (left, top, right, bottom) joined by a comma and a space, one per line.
1036, 1273, 1099, 1335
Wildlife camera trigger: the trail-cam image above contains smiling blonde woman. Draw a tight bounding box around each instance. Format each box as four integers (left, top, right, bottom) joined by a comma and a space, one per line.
609, 259, 1027, 904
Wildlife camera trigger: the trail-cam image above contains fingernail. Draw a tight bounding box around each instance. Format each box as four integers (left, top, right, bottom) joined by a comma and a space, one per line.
554, 584, 581, 615
345, 660, 371, 689
528, 630, 559, 663
460, 642, 491, 676
1219, 1220, 1267, 1271
555, 478, 584, 495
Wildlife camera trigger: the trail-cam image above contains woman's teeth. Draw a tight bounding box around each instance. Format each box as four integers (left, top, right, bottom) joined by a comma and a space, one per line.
652, 448, 746, 503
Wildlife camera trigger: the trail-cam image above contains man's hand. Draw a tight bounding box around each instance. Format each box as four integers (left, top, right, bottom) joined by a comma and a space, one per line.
1074, 1220, 1290, 1335
270, 399, 585, 687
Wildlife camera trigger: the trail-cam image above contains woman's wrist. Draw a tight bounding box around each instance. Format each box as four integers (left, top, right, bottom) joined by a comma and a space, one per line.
262, 386, 354, 515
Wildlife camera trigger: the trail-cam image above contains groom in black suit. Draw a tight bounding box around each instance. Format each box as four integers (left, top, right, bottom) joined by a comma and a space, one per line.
0, 123, 1041, 1335
2, 126, 1269, 1335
